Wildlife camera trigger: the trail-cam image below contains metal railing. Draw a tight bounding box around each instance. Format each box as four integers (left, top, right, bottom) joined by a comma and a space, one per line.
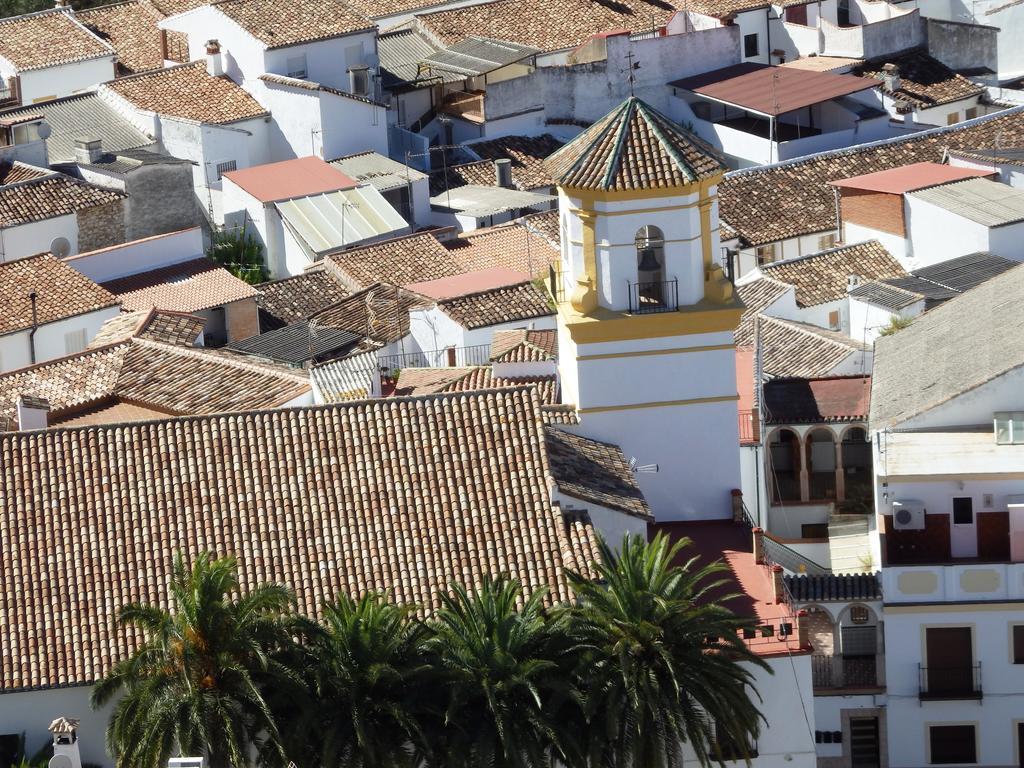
919, 663, 982, 701
628, 279, 678, 315
379, 344, 491, 371
812, 655, 879, 690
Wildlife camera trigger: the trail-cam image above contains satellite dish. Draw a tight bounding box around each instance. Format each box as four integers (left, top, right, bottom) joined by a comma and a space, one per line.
37, 121, 52, 140
50, 236, 71, 258
49, 755, 73, 768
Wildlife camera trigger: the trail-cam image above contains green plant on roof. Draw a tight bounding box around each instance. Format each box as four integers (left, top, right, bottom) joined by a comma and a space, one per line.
207, 224, 269, 286
878, 314, 913, 337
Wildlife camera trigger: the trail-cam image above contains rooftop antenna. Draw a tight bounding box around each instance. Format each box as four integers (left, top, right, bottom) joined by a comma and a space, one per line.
629, 456, 659, 474
622, 50, 641, 97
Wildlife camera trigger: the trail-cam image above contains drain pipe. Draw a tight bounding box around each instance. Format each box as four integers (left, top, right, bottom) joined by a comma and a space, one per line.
28, 291, 38, 365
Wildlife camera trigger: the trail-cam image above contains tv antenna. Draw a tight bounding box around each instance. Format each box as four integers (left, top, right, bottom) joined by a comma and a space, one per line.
629, 456, 659, 474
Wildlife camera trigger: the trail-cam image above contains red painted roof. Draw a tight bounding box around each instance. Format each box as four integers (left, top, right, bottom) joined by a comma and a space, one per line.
829, 161, 993, 195
654, 520, 806, 658
668, 62, 877, 116
405, 266, 530, 300
763, 375, 871, 424
223, 156, 357, 203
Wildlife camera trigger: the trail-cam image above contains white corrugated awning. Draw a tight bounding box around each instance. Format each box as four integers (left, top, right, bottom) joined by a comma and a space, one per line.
276, 184, 408, 255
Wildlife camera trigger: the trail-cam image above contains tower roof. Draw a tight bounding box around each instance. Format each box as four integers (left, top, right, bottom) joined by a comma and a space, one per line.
544, 97, 725, 193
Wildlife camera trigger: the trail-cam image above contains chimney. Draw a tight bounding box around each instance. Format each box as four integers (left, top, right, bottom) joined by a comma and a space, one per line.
847, 274, 861, 292
494, 158, 513, 188
16, 395, 49, 431
73, 137, 103, 165
771, 564, 785, 604
881, 63, 900, 92
48, 717, 82, 768
205, 40, 223, 77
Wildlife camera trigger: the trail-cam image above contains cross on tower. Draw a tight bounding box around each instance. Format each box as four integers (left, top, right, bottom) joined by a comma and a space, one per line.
622, 50, 641, 96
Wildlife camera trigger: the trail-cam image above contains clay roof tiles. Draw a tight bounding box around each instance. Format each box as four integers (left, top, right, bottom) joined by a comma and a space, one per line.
544, 96, 725, 192
490, 328, 557, 362
213, 0, 374, 48
324, 232, 463, 289
0, 254, 118, 336
444, 225, 560, 276
734, 277, 792, 346
855, 49, 984, 109
103, 61, 269, 125
437, 280, 554, 329
0, 9, 112, 71
77, 1, 167, 74
256, 269, 351, 329
763, 375, 871, 424
719, 106, 1024, 247
0, 174, 126, 227
464, 134, 565, 190
0, 387, 601, 690
758, 315, 868, 379
89, 308, 206, 347
101, 257, 259, 313
394, 366, 559, 404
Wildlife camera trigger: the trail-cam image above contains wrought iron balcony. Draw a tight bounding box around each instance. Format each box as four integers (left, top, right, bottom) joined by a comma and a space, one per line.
919, 663, 982, 701
812, 654, 880, 691
628, 278, 678, 315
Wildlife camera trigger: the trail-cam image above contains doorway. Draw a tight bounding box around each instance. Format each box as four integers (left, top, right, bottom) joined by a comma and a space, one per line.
850, 717, 881, 768
950, 496, 978, 559
925, 626, 974, 696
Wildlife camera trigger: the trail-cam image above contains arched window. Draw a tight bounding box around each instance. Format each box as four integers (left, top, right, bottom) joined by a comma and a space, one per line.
634, 225, 665, 308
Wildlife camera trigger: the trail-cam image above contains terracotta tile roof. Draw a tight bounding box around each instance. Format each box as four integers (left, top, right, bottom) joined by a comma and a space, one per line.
259, 73, 387, 107
785, 572, 881, 602
0, 9, 113, 71
0, 387, 600, 690
522, 209, 559, 246
394, 366, 559, 404
541, 403, 579, 425
89, 308, 205, 347
437, 280, 554, 329
545, 97, 725, 192
213, 0, 374, 48
311, 283, 428, 345
406, 267, 529, 300
0, 161, 52, 185
0, 174, 126, 227
416, 0, 682, 54
310, 348, 379, 402
0, 337, 310, 428
101, 257, 259, 313
763, 375, 871, 424
855, 49, 984, 109
758, 316, 868, 379
146, 0, 209, 15
0, 254, 118, 336
429, 160, 496, 196
103, 61, 269, 125
759, 240, 905, 307
734, 277, 792, 346
490, 328, 557, 362
719, 107, 1024, 247
77, 1, 166, 74
683, 0, 806, 18
324, 233, 463, 289
465, 134, 564, 190
545, 427, 652, 519
257, 269, 350, 329
444, 224, 559, 277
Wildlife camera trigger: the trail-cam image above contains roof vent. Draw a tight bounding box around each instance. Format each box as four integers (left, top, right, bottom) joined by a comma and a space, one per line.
16, 395, 49, 431
73, 136, 103, 165
495, 158, 513, 189
881, 63, 900, 92
206, 40, 223, 77
48, 717, 81, 768
847, 274, 861, 291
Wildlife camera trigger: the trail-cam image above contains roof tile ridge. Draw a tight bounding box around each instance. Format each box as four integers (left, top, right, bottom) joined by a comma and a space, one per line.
601, 99, 634, 189
638, 100, 702, 181
774, 316, 863, 348
436, 279, 534, 304
128, 337, 311, 383
762, 238, 886, 268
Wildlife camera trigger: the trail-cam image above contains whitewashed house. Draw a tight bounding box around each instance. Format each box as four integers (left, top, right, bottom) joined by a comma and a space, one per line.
870, 263, 1024, 768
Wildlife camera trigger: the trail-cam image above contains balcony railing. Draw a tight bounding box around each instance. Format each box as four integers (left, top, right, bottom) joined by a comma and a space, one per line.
628, 279, 678, 315
919, 663, 982, 701
440, 90, 485, 122
812, 655, 880, 690
379, 344, 491, 371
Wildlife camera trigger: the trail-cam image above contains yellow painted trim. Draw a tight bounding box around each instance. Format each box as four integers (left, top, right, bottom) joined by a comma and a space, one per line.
579, 394, 739, 414
563, 173, 724, 204
884, 601, 1024, 613
577, 343, 735, 361
560, 301, 744, 343
699, 192, 714, 268
579, 208, 597, 284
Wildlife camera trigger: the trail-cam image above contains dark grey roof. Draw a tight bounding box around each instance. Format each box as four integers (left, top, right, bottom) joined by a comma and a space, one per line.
785, 572, 882, 602
79, 148, 188, 174
378, 28, 460, 89
330, 150, 427, 192
847, 280, 923, 310
911, 251, 1018, 293
882, 276, 958, 307
421, 36, 538, 77
870, 263, 1024, 430
0, 92, 153, 164
227, 320, 362, 365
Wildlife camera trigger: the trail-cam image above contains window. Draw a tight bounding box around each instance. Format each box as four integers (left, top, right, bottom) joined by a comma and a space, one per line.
802, 523, 829, 539
929, 725, 976, 764
64, 328, 87, 355
947, 112, 960, 125
215, 160, 237, 180
286, 54, 308, 79
953, 497, 974, 526
818, 233, 836, 250
828, 310, 840, 330
995, 412, 1024, 444
743, 33, 759, 58
850, 605, 870, 624
966, 106, 978, 120
755, 243, 776, 265
1013, 625, 1024, 664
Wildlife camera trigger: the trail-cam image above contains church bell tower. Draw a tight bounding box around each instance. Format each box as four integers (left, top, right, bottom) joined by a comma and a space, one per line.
543, 97, 744, 521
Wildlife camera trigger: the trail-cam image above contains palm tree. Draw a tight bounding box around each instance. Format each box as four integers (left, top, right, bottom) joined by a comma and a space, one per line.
566, 533, 768, 768
91, 552, 298, 768
421, 577, 579, 768
278, 592, 432, 768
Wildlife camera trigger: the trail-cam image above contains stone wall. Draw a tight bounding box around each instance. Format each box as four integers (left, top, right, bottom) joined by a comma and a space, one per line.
124, 162, 201, 241
77, 199, 126, 253
225, 297, 261, 343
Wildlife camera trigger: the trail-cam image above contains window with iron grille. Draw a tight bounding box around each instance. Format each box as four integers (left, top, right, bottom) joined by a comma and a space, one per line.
215, 160, 237, 180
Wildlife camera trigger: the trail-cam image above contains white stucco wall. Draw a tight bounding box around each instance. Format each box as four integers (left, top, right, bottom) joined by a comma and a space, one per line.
848, 294, 924, 343
0, 214, 79, 263
0, 306, 120, 373
65, 228, 204, 281
905, 195, 998, 268
16, 56, 116, 103
408, 304, 557, 356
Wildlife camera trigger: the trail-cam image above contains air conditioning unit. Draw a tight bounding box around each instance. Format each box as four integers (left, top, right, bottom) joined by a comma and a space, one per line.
892, 500, 926, 530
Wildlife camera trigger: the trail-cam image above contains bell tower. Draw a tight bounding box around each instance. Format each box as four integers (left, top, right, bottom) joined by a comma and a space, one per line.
544, 97, 744, 521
